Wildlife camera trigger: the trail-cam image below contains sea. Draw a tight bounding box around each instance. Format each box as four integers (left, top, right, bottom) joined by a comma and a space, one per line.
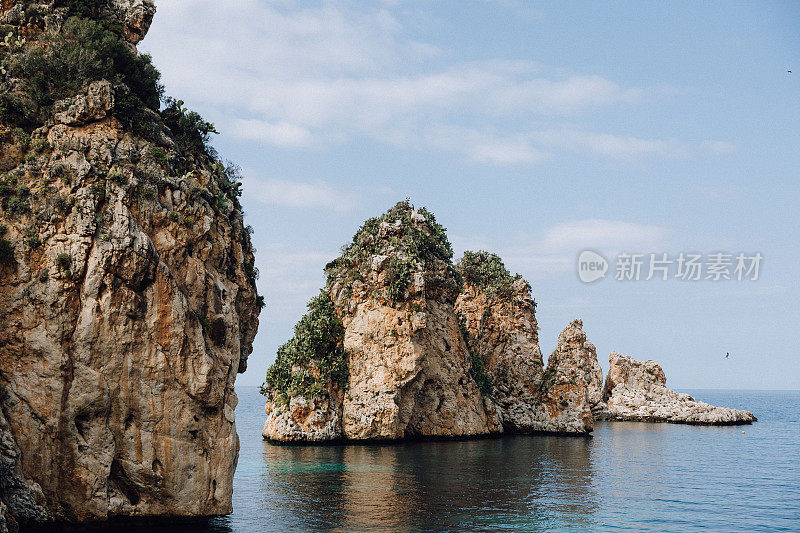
36, 388, 800, 532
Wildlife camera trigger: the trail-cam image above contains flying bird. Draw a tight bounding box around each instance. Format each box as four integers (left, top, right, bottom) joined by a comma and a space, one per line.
725, 352, 730, 359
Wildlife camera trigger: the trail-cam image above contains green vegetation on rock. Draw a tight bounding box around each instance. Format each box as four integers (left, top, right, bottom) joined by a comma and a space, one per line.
457, 311, 493, 396
260, 291, 349, 401
457, 250, 521, 300
325, 199, 455, 301
4, 16, 162, 129
0, 223, 12, 262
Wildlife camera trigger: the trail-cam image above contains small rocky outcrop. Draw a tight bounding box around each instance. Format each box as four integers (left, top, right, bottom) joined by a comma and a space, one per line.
535, 319, 603, 434
0, 1, 260, 528
599, 352, 756, 425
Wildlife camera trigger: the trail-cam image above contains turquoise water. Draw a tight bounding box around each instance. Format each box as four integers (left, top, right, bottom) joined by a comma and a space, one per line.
33, 389, 800, 532
207, 388, 799, 532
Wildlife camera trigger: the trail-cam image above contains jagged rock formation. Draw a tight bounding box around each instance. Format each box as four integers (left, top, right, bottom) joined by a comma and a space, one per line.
599, 352, 756, 425
261, 204, 757, 443
0, 1, 260, 529
534, 319, 602, 434
262, 204, 600, 442
455, 270, 545, 432
454, 253, 600, 434
263, 202, 500, 442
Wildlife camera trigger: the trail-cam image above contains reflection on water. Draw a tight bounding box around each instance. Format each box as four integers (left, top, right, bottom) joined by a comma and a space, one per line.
258, 436, 598, 532
24, 389, 800, 532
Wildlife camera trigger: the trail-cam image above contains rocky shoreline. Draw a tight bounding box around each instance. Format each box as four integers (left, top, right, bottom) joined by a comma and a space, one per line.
598, 352, 756, 425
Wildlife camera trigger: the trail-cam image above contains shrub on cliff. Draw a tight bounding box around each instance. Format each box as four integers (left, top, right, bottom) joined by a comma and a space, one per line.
161, 97, 218, 159
457, 250, 521, 300
0, 223, 12, 262
8, 17, 162, 126
260, 291, 348, 400
325, 200, 456, 300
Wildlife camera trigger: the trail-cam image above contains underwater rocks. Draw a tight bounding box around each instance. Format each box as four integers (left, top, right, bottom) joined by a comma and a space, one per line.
599, 352, 756, 425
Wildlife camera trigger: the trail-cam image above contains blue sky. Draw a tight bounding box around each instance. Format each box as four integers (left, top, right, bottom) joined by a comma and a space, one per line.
141, 1, 799, 390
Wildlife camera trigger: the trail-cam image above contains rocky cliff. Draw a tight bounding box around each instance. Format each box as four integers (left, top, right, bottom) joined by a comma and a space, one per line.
262, 202, 757, 443
263, 202, 500, 442
262, 203, 599, 442
599, 352, 756, 425
0, 1, 260, 529
453, 253, 601, 434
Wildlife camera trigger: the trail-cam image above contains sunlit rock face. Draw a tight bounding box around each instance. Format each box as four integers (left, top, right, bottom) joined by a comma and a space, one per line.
262, 206, 604, 443
0, 1, 260, 528
599, 352, 756, 425
455, 280, 595, 435
263, 202, 500, 442
455, 277, 545, 432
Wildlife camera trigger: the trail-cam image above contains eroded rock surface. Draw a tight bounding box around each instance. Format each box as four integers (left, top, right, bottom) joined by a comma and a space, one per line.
455, 276, 546, 432
263, 208, 602, 442
263, 203, 500, 442
599, 352, 756, 425
0, 1, 260, 528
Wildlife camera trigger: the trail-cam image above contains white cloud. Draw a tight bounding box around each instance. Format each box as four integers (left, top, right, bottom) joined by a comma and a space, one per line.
244, 177, 359, 212
701, 140, 737, 155
141, 0, 667, 164
228, 118, 314, 147
419, 125, 549, 165
540, 219, 669, 254
534, 129, 688, 160
454, 219, 670, 280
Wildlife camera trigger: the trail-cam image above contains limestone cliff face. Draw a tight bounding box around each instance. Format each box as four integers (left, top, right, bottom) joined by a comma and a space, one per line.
0, 1, 260, 528
262, 207, 602, 442
263, 202, 499, 442
600, 352, 756, 425
454, 274, 597, 434
534, 320, 602, 434
455, 277, 545, 432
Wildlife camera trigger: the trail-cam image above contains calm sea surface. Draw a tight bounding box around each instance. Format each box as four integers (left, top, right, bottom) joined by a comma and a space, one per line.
37, 388, 800, 532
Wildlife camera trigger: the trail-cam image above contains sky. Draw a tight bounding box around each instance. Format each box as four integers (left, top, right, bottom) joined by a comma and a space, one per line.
141, 0, 800, 390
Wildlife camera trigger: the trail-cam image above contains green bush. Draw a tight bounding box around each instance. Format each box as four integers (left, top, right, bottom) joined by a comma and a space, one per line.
8, 16, 162, 127
386, 256, 412, 302
89, 183, 105, 200
457, 250, 521, 300
161, 97, 218, 160
54, 0, 107, 20
260, 291, 349, 400
0, 238, 13, 262
325, 200, 453, 294
30, 138, 50, 154
147, 146, 169, 167
24, 229, 40, 248
55, 253, 70, 269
